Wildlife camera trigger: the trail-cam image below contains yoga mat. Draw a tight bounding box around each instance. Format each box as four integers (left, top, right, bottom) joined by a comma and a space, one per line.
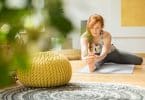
80, 63, 135, 74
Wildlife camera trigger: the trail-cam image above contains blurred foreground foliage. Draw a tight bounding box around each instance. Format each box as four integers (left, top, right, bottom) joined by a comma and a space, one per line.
0, 0, 73, 87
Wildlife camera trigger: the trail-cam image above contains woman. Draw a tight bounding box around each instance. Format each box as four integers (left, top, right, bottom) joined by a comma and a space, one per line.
80, 14, 143, 72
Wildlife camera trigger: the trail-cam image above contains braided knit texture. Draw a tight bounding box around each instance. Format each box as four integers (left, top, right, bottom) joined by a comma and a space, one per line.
17, 51, 72, 87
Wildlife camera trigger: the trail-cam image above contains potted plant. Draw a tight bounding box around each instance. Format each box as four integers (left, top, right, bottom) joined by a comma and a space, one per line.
0, 0, 73, 87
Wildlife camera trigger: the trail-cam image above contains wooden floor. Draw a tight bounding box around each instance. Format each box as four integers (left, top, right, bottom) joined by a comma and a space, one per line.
69, 55, 145, 88
1, 54, 145, 89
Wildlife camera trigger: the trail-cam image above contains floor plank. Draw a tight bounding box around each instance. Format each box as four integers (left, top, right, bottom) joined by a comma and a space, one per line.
69, 56, 145, 87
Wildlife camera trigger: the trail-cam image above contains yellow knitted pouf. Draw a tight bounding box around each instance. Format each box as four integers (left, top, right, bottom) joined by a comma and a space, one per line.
17, 51, 72, 87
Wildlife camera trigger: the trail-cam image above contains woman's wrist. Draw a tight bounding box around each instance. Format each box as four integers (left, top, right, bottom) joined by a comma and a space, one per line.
94, 53, 106, 61
81, 55, 95, 60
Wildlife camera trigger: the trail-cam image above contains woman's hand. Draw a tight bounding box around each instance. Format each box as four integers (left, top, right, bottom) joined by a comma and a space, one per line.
94, 54, 104, 62
88, 52, 103, 62
88, 52, 95, 56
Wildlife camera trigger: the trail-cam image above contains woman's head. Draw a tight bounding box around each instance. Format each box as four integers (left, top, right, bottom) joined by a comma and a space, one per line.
86, 14, 104, 37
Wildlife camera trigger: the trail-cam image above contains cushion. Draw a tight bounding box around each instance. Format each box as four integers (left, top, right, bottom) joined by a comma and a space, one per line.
17, 51, 72, 87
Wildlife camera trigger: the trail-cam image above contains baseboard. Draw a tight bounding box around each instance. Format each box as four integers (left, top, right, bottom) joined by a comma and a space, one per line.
135, 53, 145, 57
112, 33, 145, 38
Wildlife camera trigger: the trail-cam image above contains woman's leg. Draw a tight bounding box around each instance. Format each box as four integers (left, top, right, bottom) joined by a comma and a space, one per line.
94, 60, 105, 70
94, 49, 143, 70
105, 49, 143, 65
94, 49, 123, 70
94, 50, 121, 70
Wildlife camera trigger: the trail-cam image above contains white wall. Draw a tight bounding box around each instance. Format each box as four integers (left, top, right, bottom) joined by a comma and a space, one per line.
63, 0, 145, 53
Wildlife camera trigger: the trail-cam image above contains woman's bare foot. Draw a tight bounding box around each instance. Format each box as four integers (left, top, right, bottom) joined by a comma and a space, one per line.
87, 58, 96, 72
84, 55, 97, 72
88, 64, 96, 72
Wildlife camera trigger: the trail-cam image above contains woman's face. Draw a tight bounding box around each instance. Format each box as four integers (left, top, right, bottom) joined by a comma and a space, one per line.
90, 22, 102, 37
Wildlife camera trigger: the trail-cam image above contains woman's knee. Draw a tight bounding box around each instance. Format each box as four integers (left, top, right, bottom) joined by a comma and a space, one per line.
118, 51, 143, 65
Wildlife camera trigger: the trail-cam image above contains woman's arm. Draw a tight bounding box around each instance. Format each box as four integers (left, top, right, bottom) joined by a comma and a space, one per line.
80, 37, 89, 59
80, 37, 98, 72
97, 32, 112, 60
80, 37, 98, 59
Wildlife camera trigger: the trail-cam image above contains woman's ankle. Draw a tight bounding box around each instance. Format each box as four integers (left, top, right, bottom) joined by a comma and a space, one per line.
88, 64, 96, 72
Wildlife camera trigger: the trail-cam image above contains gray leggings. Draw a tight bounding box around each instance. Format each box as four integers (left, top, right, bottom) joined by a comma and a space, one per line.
95, 49, 143, 69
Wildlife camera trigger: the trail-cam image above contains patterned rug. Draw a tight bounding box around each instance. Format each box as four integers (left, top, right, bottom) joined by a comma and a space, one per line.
0, 82, 145, 100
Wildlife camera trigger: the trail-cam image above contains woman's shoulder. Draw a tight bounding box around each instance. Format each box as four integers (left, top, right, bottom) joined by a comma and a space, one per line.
80, 32, 90, 42
81, 32, 88, 37
81, 32, 91, 39
102, 30, 111, 38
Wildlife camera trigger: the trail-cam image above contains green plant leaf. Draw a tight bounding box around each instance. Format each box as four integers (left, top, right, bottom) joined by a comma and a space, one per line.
47, 0, 73, 37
